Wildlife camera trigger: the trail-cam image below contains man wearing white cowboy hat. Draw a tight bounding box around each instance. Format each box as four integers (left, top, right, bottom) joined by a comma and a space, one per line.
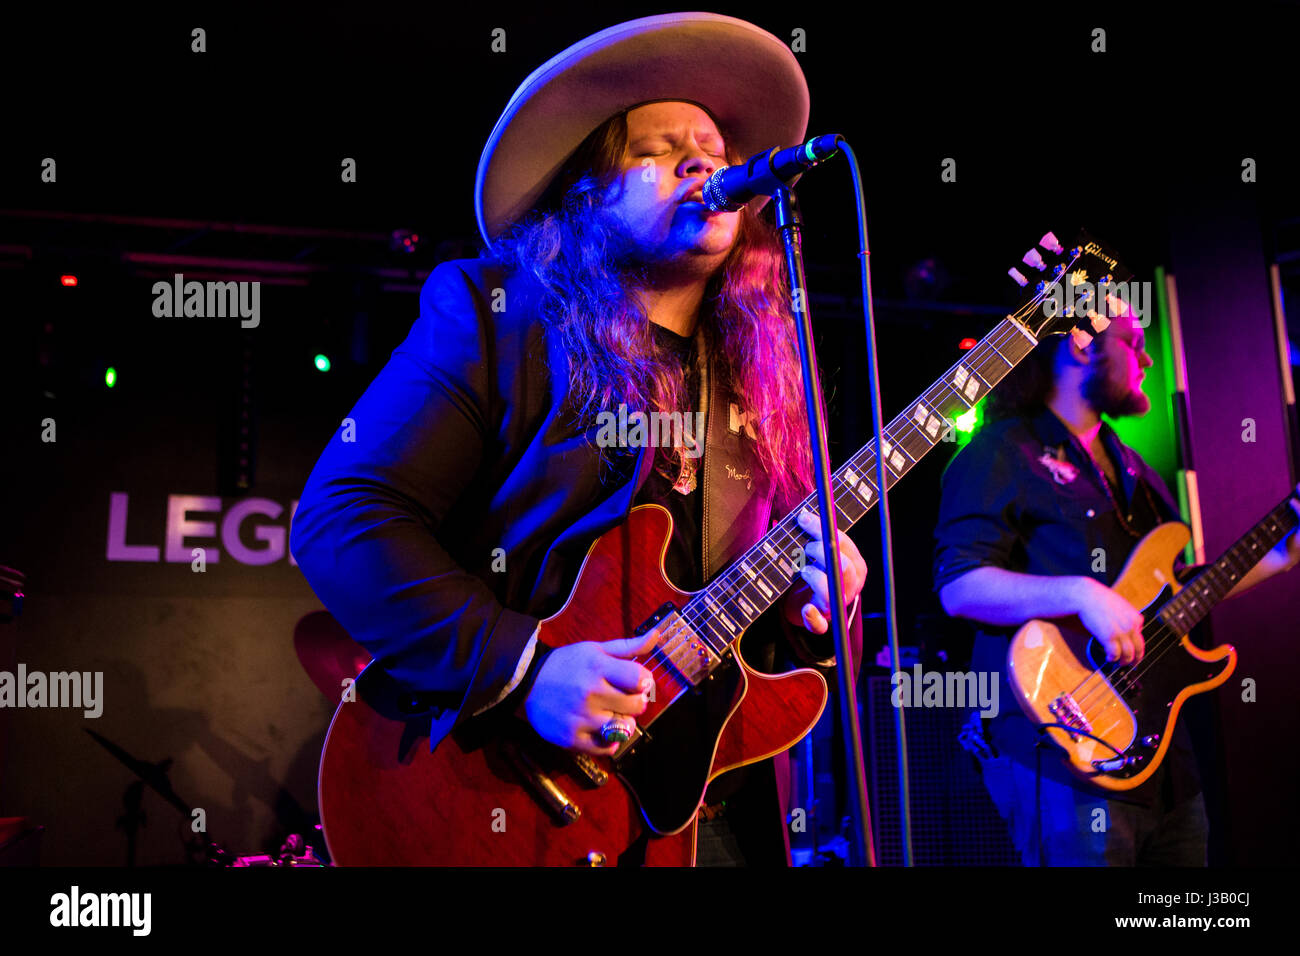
293, 12, 866, 866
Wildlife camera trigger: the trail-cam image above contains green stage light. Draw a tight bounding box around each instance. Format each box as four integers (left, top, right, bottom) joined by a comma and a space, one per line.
314, 354, 331, 372
105, 367, 116, 388
953, 400, 984, 450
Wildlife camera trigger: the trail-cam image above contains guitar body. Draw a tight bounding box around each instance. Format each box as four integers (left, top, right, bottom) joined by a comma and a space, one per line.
318, 504, 827, 865
1008, 521, 1237, 790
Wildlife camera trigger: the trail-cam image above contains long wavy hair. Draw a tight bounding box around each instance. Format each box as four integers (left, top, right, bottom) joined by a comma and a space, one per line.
488, 108, 815, 511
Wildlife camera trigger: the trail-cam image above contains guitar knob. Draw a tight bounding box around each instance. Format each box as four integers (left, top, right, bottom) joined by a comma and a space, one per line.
1023, 249, 1047, 270
1040, 232, 1064, 254
585, 851, 607, 867
1142, 734, 1160, 747
1008, 267, 1028, 287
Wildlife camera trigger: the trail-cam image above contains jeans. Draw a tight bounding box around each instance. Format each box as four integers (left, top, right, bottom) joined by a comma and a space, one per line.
977, 753, 1208, 866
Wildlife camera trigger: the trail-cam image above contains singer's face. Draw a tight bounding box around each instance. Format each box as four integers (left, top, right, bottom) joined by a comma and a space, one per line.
603, 101, 741, 271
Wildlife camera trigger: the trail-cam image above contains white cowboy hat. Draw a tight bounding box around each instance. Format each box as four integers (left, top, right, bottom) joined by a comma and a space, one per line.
475, 12, 811, 247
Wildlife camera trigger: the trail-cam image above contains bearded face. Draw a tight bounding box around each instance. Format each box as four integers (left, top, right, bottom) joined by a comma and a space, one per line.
1081, 314, 1153, 418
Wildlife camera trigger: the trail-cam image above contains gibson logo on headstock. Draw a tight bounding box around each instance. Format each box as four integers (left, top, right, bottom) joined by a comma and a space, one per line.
1083, 241, 1117, 271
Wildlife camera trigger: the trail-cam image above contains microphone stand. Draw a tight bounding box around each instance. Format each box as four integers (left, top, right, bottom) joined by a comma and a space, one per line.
773, 184, 875, 867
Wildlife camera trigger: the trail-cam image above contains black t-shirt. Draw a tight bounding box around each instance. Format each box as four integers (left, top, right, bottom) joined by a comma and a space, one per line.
932, 405, 1202, 808
630, 322, 771, 835
633, 323, 705, 591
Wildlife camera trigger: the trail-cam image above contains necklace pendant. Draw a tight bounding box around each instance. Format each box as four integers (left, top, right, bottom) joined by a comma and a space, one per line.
673, 455, 698, 494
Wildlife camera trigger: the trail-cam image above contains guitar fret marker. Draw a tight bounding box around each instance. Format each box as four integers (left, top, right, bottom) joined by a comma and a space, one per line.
704, 595, 737, 634
880, 440, 912, 473
842, 467, 875, 504
739, 561, 774, 601
762, 540, 793, 578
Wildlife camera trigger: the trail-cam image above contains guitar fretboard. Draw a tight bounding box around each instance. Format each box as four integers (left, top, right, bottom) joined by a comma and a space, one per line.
1158, 496, 1298, 633
678, 314, 1041, 654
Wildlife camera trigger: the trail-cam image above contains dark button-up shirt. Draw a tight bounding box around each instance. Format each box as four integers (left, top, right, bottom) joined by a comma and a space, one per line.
932, 405, 1201, 807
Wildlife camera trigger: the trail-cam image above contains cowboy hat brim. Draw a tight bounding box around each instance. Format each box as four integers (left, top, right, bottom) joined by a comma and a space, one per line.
475, 12, 810, 247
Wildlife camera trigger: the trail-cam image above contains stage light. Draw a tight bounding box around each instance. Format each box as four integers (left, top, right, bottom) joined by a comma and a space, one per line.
61, 275, 78, 287
390, 229, 422, 254
954, 408, 977, 432
958, 337, 977, 350
105, 367, 117, 388
314, 354, 331, 372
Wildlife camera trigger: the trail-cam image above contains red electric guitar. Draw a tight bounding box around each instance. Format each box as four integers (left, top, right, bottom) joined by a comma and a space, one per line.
317, 230, 1128, 864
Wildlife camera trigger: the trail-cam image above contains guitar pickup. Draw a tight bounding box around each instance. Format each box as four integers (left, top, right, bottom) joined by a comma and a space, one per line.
635, 602, 679, 635
636, 607, 720, 688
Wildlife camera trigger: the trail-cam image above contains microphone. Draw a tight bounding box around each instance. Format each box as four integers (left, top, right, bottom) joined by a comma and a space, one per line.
701, 134, 842, 212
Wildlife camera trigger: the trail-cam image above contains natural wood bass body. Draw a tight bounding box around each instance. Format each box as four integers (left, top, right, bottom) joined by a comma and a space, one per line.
1008, 521, 1236, 790
318, 504, 827, 866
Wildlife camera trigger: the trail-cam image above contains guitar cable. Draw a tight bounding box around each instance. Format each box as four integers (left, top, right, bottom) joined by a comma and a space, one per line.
1032, 721, 1126, 767
1030, 723, 1126, 866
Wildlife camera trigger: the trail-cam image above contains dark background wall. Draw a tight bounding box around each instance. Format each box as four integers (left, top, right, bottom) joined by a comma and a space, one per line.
1, 2, 1297, 864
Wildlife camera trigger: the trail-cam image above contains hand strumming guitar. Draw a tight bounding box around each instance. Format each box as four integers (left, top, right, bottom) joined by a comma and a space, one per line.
520, 634, 658, 756
1072, 577, 1146, 665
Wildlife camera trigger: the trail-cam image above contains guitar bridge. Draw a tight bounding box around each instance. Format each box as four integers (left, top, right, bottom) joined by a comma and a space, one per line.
1047, 693, 1092, 741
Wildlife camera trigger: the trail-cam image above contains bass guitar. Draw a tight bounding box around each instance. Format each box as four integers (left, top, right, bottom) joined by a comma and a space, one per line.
1008, 495, 1298, 789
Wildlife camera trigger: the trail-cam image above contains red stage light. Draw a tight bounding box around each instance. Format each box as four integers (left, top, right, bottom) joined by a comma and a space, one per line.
61, 275, 78, 287
958, 337, 977, 350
